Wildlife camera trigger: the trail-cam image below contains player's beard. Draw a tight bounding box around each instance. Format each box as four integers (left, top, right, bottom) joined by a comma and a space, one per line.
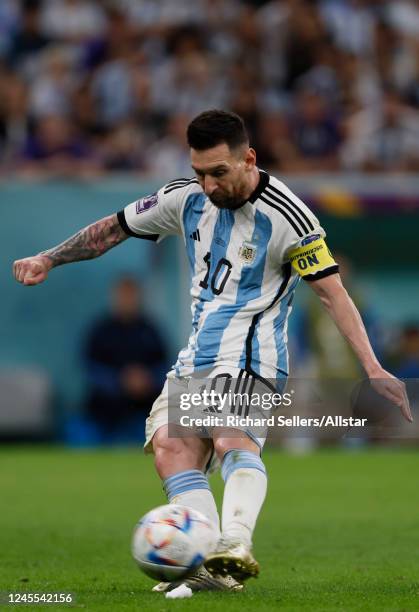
209, 192, 246, 210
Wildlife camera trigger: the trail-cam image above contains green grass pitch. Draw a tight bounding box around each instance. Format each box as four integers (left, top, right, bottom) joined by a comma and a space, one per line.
1, 447, 419, 611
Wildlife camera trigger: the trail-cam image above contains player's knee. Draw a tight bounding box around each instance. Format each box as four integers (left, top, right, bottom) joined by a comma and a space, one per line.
213, 435, 260, 461
152, 428, 204, 478
153, 432, 186, 468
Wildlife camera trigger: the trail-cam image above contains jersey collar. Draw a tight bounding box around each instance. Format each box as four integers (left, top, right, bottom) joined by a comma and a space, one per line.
248, 169, 270, 204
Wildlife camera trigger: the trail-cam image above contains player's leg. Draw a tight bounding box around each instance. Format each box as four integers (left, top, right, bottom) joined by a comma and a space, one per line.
151, 425, 243, 595
205, 431, 267, 580
214, 433, 267, 550
152, 425, 220, 532
145, 377, 221, 531
145, 376, 242, 595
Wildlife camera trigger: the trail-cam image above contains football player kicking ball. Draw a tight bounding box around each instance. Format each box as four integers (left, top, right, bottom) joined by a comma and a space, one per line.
14, 110, 411, 597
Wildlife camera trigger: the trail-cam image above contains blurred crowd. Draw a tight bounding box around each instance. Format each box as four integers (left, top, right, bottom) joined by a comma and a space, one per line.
0, 0, 419, 179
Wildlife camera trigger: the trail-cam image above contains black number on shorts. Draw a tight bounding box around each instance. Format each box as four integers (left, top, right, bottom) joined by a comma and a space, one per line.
199, 252, 232, 295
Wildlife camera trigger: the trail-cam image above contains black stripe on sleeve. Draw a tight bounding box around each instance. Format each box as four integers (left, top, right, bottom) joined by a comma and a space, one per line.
262, 191, 310, 234
259, 194, 305, 237
264, 190, 311, 234
166, 177, 189, 186
164, 179, 189, 191
303, 265, 340, 282
164, 179, 199, 195
266, 184, 315, 232
116, 210, 159, 241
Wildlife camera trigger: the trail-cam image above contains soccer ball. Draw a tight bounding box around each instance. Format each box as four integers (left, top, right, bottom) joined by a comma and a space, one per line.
132, 504, 217, 581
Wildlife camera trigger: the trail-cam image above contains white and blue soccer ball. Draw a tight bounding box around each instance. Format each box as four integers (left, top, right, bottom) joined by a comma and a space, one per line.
132, 504, 217, 581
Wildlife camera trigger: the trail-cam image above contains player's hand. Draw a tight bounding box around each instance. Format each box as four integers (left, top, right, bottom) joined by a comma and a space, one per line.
13, 255, 52, 286
369, 367, 412, 423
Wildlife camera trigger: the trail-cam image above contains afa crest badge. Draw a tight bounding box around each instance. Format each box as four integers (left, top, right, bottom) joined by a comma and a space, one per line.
239, 241, 257, 264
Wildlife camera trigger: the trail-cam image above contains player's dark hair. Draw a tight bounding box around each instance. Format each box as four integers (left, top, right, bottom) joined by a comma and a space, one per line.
187, 110, 249, 151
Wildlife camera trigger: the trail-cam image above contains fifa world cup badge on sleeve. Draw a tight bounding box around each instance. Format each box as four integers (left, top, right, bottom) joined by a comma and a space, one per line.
135, 193, 158, 214
288, 235, 337, 277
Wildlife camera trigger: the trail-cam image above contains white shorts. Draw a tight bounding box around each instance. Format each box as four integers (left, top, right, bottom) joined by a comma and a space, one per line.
144, 365, 281, 472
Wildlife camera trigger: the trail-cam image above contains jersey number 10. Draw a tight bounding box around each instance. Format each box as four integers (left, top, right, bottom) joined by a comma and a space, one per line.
199, 252, 232, 296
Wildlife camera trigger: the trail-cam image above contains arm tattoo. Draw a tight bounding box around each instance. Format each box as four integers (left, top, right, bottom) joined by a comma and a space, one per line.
39, 214, 129, 268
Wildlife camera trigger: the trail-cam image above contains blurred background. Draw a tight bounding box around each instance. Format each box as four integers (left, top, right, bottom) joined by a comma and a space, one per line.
1, 0, 418, 446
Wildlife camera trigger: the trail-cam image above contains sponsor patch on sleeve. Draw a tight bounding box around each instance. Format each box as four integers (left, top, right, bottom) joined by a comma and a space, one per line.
135, 192, 158, 214
288, 237, 337, 277
301, 233, 321, 246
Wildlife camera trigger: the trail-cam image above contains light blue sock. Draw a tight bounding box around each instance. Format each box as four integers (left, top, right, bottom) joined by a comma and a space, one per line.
163, 469, 220, 532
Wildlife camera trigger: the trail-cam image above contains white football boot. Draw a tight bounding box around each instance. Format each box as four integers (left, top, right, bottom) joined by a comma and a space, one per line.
152, 566, 243, 596
204, 537, 259, 581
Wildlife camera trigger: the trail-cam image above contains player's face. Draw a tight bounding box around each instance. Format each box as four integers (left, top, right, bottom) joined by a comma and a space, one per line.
191, 143, 256, 210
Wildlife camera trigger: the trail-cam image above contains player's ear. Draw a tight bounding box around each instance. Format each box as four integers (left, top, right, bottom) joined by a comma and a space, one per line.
244, 147, 256, 170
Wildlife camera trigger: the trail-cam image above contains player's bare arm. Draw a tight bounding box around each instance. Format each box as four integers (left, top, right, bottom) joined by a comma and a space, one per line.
13, 214, 128, 286
309, 273, 412, 423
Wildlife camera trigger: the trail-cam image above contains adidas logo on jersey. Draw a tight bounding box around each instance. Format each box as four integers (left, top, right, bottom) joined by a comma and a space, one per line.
190, 230, 201, 241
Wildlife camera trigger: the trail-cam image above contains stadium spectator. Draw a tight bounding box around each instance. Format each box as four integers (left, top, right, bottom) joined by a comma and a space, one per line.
88, 9, 139, 128
256, 0, 289, 88
336, 51, 382, 113
342, 88, 419, 171
115, 0, 209, 30
283, 87, 343, 172
0, 68, 29, 169
0, 0, 20, 58
7, 1, 50, 74
99, 121, 146, 172
406, 42, 419, 106
281, 1, 328, 91
385, 0, 419, 39
319, 0, 376, 57
145, 114, 192, 178
1, 0, 419, 176
254, 111, 296, 171
39, 0, 107, 43
17, 114, 99, 179
149, 25, 228, 116
28, 45, 78, 119
82, 276, 168, 443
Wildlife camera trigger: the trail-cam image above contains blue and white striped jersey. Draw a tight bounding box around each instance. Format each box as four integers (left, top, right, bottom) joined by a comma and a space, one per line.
118, 170, 338, 382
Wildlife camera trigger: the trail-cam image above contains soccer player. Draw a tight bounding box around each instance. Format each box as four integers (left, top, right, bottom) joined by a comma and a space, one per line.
13, 110, 411, 596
